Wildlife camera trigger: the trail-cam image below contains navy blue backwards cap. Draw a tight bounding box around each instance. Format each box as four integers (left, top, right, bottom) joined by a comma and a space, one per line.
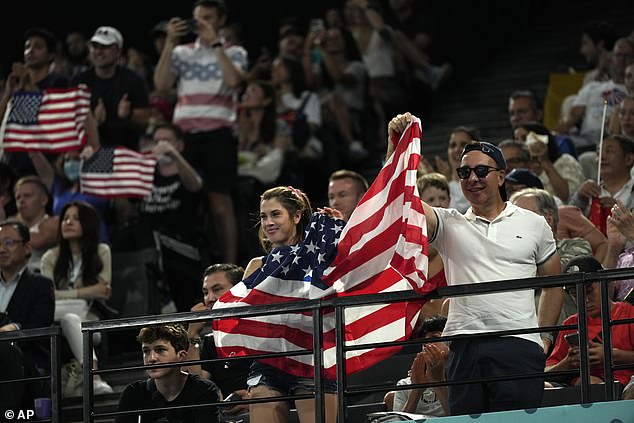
461, 142, 507, 170
564, 255, 603, 274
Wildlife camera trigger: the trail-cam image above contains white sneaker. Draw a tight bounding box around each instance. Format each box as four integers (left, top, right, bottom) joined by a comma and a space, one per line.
93, 378, 114, 395
61, 360, 83, 398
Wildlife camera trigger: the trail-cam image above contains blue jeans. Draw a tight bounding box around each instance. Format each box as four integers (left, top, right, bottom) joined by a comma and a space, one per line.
247, 361, 337, 395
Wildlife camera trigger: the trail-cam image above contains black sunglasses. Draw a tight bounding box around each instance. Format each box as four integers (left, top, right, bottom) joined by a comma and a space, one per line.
456, 165, 501, 180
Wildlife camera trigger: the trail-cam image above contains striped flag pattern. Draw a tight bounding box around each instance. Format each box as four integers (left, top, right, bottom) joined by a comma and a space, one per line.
80, 146, 156, 198
0, 87, 90, 152
213, 118, 430, 378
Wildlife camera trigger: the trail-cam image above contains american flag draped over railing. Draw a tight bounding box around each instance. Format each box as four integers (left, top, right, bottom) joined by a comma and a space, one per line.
0, 86, 91, 152
213, 118, 431, 378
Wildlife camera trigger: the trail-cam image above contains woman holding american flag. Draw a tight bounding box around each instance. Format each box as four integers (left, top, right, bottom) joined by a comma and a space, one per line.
239, 185, 341, 423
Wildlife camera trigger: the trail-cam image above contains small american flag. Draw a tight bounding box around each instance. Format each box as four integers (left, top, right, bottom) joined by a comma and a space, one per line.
0, 87, 91, 152
213, 118, 430, 378
80, 146, 157, 198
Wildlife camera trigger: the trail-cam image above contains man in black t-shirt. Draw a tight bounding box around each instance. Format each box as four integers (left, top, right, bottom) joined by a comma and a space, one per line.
138, 123, 204, 312
71, 26, 150, 149
140, 123, 203, 238
23, 27, 70, 90
115, 324, 220, 423
185, 264, 252, 417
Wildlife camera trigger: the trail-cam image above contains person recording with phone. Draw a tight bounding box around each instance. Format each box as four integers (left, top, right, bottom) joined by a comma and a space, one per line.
545, 256, 634, 391
154, 0, 247, 265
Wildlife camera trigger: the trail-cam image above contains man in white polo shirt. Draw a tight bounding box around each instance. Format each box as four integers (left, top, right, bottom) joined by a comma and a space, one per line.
387, 113, 563, 416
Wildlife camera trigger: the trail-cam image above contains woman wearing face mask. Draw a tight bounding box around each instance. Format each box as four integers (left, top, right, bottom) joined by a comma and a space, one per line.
28, 150, 109, 242
29, 113, 108, 242
28, 113, 110, 241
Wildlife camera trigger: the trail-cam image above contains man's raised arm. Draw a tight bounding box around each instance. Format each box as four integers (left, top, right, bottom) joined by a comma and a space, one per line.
386, 112, 438, 236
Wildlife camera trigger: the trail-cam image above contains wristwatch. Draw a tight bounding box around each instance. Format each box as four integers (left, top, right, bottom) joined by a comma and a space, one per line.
211, 41, 223, 49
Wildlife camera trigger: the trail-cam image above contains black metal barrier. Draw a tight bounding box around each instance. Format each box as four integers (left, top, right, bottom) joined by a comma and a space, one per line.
82, 267, 634, 422
0, 326, 62, 422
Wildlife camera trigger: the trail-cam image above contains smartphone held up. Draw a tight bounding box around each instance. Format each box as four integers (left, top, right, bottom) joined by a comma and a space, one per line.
185, 18, 198, 34
564, 332, 580, 348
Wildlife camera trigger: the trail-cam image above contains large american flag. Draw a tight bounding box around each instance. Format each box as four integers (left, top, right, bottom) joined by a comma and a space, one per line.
80, 146, 157, 198
0, 87, 91, 152
213, 118, 431, 378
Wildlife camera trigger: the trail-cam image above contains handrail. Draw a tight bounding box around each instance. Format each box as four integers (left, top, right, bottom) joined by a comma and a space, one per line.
0, 326, 62, 422
81, 267, 634, 422
332, 268, 634, 418
81, 268, 634, 333
82, 268, 634, 333
84, 297, 322, 331
0, 326, 60, 341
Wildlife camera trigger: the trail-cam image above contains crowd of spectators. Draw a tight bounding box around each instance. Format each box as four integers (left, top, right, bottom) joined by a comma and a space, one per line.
1, 0, 634, 419
0, 0, 454, 268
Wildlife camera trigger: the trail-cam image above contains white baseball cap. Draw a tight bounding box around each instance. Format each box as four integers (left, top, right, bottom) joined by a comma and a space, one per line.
90, 26, 123, 48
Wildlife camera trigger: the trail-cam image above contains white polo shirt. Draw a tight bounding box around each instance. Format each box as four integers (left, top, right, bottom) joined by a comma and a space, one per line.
431, 203, 557, 346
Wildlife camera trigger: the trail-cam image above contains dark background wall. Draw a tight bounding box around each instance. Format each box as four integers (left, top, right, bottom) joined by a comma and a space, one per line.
2, 1, 630, 80
1, 0, 534, 77
1, 0, 339, 75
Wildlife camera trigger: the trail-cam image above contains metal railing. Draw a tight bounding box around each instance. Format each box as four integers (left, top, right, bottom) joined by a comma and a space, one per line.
82, 299, 326, 422
0, 326, 62, 422
82, 267, 634, 422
